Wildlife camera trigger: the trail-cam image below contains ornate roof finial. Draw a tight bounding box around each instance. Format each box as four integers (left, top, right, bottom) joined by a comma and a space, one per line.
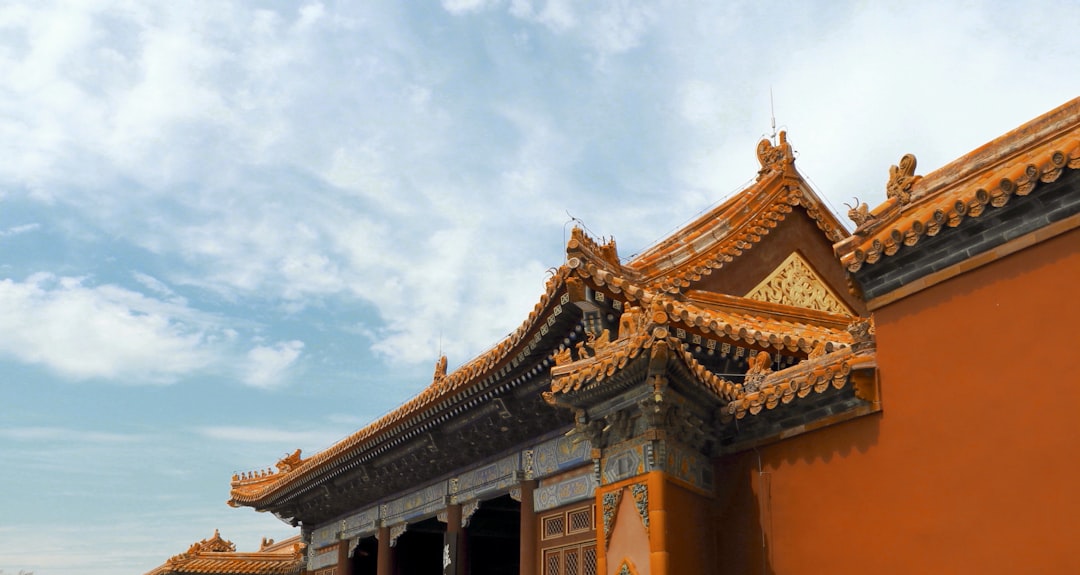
843, 197, 876, 229
886, 153, 922, 205
275, 449, 303, 473
742, 351, 773, 393
199, 530, 236, 553
433, 355, 448, 382
847, 316, 876, 352
757, 130, 794, 177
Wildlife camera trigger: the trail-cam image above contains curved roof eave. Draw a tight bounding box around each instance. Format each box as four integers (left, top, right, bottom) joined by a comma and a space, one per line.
229, 265, 578, 509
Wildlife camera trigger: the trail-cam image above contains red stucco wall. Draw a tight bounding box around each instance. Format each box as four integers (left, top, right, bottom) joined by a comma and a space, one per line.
715, 227, 1080, 574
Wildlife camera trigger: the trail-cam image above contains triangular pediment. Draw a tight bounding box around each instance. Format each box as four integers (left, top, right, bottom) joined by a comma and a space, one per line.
745, 251, 853, 315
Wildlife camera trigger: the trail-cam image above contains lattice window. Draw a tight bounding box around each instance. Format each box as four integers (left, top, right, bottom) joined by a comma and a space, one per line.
543, 514, 566, 539
540, 504, 596, 575
567, 508, 592, 534
565, 548, 579, 575
541, 543, 596, 575
545, 550, 561, 575
582, 545, 597, 575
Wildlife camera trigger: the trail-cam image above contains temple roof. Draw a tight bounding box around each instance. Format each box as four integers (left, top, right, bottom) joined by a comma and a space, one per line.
144, 531, 303, 575
835, 97, 1080, 272
229, 266, 575, 509
228, 131, 869, 515
544, 305, 866, 419
626, 131, 850, 294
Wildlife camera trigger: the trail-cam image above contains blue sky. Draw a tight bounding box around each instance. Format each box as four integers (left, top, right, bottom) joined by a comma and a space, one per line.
0, 1, 1077, 573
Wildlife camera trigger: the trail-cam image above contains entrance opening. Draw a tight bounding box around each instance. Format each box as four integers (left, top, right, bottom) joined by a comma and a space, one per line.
349, 535, 378, 575
465, 494, 521, 575
394, 517, 446, 574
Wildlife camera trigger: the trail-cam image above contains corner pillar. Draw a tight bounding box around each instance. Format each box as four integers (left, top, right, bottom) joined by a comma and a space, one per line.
445, 503, 464, 575
376, 525, 393, 575
519, 479, 538, 575
336, 540, 353, 575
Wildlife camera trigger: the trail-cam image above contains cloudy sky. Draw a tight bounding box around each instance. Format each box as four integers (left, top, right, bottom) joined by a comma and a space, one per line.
0, 1, 1077, 573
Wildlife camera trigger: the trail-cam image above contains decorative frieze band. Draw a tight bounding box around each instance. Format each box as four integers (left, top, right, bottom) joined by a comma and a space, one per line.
531, 436, 591, 478
311, 523, 340, 549
450, 453, 520, 503
383, 482, 448, 525
534, 466, 597, 512
599, 438, 712, 492
341, 506, 380, 539
307, 543, 338, 570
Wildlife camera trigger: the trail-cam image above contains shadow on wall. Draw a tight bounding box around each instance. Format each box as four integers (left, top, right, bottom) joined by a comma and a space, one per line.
713, 413, 883, 574
772, 410, 881, 468
713, 451, 774, 575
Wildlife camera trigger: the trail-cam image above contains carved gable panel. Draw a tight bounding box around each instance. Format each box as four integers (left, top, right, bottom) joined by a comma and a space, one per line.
745, 251, 853, 315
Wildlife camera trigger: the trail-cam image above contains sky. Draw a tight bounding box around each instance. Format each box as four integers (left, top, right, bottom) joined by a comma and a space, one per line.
0, 1, 1077, 573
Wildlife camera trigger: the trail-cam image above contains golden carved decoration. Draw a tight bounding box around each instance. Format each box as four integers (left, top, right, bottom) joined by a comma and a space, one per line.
167, 529, 236, 566
745, 252, 853, 315
757, 130, 794, 177
886, 153, 922, 204
617, 305, 645, 340
843, 196, 876, 228
275, 449, 303, 473
742, 351, 773, 393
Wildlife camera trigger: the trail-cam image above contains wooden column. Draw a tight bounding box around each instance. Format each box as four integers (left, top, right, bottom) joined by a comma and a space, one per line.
337, 540, 353, 575
377, 525, 393, 575
446, 503, 463, 575
519, 480, 538, 575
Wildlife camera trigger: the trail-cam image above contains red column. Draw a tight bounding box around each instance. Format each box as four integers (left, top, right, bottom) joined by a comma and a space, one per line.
519, 480, 538, 575
377, 525, 393, 575
446, 503, 463, 575
337, 540, 353, 575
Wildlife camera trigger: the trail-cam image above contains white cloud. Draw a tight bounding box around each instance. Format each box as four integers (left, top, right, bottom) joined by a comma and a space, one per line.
442, 0, 503, 14
0, 222, 39, 237
241, 340, 304, 388
0, 273, 307, 387
0, 274, 218, 383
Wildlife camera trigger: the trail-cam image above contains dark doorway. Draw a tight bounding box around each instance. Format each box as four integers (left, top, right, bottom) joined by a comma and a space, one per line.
394, 517, 446, 575
350, 535, 378, 575
465, 494, 521, 575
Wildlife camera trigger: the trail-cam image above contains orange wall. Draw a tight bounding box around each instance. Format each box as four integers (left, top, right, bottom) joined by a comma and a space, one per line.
662, 477, 716, 575
715, 228, 1080, 574
600, 471, 718, 575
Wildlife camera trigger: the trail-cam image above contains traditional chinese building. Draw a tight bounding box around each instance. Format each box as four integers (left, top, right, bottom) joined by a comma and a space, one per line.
227, 97, 1080, 575
144, 530, 304, 575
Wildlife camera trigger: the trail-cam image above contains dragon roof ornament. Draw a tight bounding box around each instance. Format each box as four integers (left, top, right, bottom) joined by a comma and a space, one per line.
757, 130, 795, 178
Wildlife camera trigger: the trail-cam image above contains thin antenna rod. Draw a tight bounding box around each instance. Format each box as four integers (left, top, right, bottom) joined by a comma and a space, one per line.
770, 87, 777, 144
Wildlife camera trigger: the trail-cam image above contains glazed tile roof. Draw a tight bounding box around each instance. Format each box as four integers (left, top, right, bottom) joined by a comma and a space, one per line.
545, 300, 873, 422
229, 133, 864, 511
625, 131, 850, 293
546, 318, 741, 403
835, 97, 1080, 272
724, 345, 875, 420
145, 531, 303, 575
229, 266, 575, 507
